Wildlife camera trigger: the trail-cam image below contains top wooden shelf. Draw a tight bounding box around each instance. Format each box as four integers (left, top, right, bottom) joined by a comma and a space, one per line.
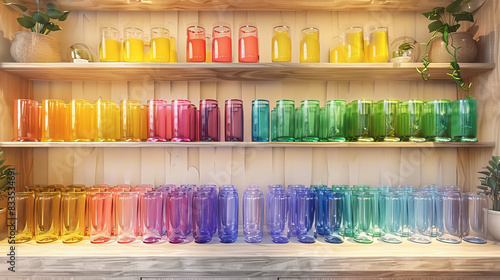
0, 62, 494, 82
12, 0, 453, 12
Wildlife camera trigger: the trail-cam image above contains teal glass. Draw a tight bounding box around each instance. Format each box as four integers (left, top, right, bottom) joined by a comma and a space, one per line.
366, 188, 382, 237
408, 191, 433, 244
324, 191, 344, 243
420, 185, 439, 237
376, 185, 391, 193
275, 100, 295, 142
353, 184, 370, 193
353, 192, 374, 244
252, 99, 270, 142
324, 100, 347, 142
374, 99, 400, 142
424, 99, 451, 142
348, 99, 374, 142
332, 186, 353, 237
395, 185, 414, 237
397, 99, 425, 142
271, 107, 277, 141
450, 99, 477, 142
294, 107, 302, 141
319, 107, 328, 141
379, 192, 403, 244
300, 100, 320, 141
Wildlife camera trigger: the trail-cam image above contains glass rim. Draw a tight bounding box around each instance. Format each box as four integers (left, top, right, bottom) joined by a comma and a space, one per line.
301, 27, 319, 32
200, 99, 218, 103
42, 99, 65, 103
369, 26, 388, 32
239, 25, 257, 32
100, 26, 119, 32
273, 25, 290, 29
426, 99, 451, 103
301, 99, 320, 103
152, 26, 169, 31
462, 192, 486, 197
327, 99, 347, 104
124, 27, 143, 32
377, 99, 399, 103
404, 99, 425, 103
213, 25, 231, 32
344, 26, 363, 32
252, 99, 269, 104
14, 191, 35, 196
121, 99, 142, 104
351, 99, 373, 104
95, 99, 117, 104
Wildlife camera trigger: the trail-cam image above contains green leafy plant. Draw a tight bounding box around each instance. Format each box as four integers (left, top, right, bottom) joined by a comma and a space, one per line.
0, 151, 15, 200
393, 42, 414, 58
417, 0, 474, 91
5, 1, 70, 35
477, 155, 500, 211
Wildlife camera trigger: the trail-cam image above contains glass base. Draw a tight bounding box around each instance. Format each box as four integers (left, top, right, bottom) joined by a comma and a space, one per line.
94, 138, 116, 142
463, 237, 487, 244
36, 236, 59, 243
71, 139, 92, 142
147, 138, 167, 142
62, 236, 85, 243
380, 234, 402, 244
452, 136, 478, 142
302, 137, 319, 142
351, 137, 375, 142
344, 229, 354, 237
117, 237, 137, 243
328, 137, 346, 142
325, 235, 344, 243
41, 139, 65, 142
437, 235, 461, 244
219, 235, 237, 243
276, 137, 295, 142
244, 236, 262, 243
12, 138, 38, 142
225, 138, 243, 142
408, 234, 431, 244
354, 235, 373, 244
201, 137, 218, 142
377, 137, 400, 142
168, 237, 186, 243
298, 235, 316, 243
400, 136, 426, 142
426, 137, 451, 142
121, 138, 141, 142
252, 138, 269, 142
172, 138, 191, 142
271, 236, 289, 244
195, 236, 213, 243
143, 236, 161, 243
14, 236, 33, 243
90, 236, 111, 243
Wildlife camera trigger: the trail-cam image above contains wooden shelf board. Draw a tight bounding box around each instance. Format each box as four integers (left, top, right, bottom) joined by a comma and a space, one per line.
0, 141, 494, 148
0, 62, 495, 82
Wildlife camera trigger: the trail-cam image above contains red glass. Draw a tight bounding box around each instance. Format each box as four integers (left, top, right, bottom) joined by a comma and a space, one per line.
187, 26, 206, 62
13, 99, 39, 141
199, 99, 220, 141
89, 192, 113, 243
172, 99, 192, 142
212, 25, 232, 62
239, 25, 259, 62
225, 99, 244, 141
147, 99, 170, 142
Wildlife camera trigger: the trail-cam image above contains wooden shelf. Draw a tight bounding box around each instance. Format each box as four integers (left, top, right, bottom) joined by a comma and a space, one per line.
0, 62, 494, 82
11, 0, 454, 12
0, 141, 494, 148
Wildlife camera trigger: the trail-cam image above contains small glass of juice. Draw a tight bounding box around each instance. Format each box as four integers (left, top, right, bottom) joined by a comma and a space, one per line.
272, 25, 291, 62
300, 27, 320, 63
330, 36, 346, 63
124, 27, 144, 62
186, 25, 206, 62
150, 27, 170, 63
343, 26, 365, 63
367, 27, 389, 63
239, 25, 259, 62
99, 27, 120, 62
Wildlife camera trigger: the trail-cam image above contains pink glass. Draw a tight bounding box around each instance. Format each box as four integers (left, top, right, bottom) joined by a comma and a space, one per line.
199, 99, 220, 141
225, 99, 244, 141
114, 184, 131, 191
167, 188, 189, 243
212, 25, 232, 62
93, 184, 110, 192
187, 25, 206, 62
132, 185, 154, 236
239, 25, 259, 62
189, 104, 198, 141
13, 99, 39, 141
116, 192, 138, 243
85, 188, 99, 236
147, 99, 170, 142
157, 185, 175, 236
142, 191, 163, 243
89, 192, 113, 243
172, 99, 193, 142
109, 186, 129, 236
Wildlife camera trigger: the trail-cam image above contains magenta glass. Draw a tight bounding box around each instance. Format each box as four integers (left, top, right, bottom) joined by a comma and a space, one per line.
172, 99, 193, 142
193, 188, 216, 243
180, 184, 195, 235
189, 104, 198, 141
116, 192, 138, 243
89, 192, 113, 243
141, 191, 163, 243
132, 185, 152, 236
13, 99, 39, 141
147, 99, 170, 142
199, 99, 220, 141
157, 184, 175, 236
225, 99, 244, 141
167, 188, 189, 243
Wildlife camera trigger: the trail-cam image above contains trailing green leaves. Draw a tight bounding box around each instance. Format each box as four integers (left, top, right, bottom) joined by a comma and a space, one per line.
4, 2, 70, 35
477, 155, 500, 211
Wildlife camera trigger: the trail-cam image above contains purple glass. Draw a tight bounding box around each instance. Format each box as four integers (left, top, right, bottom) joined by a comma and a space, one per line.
172, 99, 192, 142
180, 184, 195, 235
147, 100, 169, 142
199, 99, 220, 141
218, 185, 238, 243
266, 186, 289, 243
287, 184, 306, 237
193, 188, 216, 243
167, 188, 189, 243
141, 191, 163, 243
243, 185, 264, 243
157, 184, 175, 236
200, 184, 218, 235
225, 99, 244, 141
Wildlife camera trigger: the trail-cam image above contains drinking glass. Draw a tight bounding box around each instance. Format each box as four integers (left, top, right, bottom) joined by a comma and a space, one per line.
343, 27, 365, 63
167, 188, 189, 243
119, 100, 141, 142
311, 185, 328, 235
200, 184, 218, 236
212, 25, 232, 62
124, 27, 144, 62
61, 192, 86, 243
13, 99, 39, 141
225, 99, 244, 141
424, 99, 451, 142
450, 99, 477, 142
294, 107, 303, 141
35, 192, 61, 243
95, 99, 118, 142
193, 188, 216, 243
276, 100, 295, 141
243, 186, 264, 243
353, 192, 374, 243
379, 192, 403, 244
150, 27, 170, 62
218, 185, 238, 243
199, 99, 220, 141
14, 192, 35, 243
170, 36, 177, 62
349, 99, 374, 142
366, 27, 389, 63
89, 192, 113, 243
300, 27, 320, 62
142, 191, 163, 243
330, 36, 346, 63
252, 99, 270, 141
461, 192, 487, 244
333, 186, 353, 237
374, 99, 399, 142
187, 25, 205, 62
116, 192, 138, 243
271, 107, 277, 141
147, 99, 170, 142
41, 99, 66, 142
172, 99, 193, 142
266, 187, 289, 243
300, 100, 320, 141
408, 192, 432, 244
296, 189, 317, 243
100, 27, 120, 62
324, 100, 346, 142
436, 191, 461, 244
239, 25, 259, 62
67, 100, 92, 142
397, 99, 425, 142
324, 191, 344, 243
140, 105, 149, 141
287, 184, 306, 236
272, 25, 291, 62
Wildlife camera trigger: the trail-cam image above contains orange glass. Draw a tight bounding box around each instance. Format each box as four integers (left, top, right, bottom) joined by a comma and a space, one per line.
69, 99, 92, 142
13, 99, 39, 141
41, 99, 66, 142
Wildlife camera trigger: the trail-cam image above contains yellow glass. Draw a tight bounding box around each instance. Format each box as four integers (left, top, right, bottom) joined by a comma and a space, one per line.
120, 100, 142, 142
124, 27, 144, 62
35, 192, 61, 243
343, 27, 365, 63
68, 184, 86, 192
69, 100, 92, 142
99, 27, 120, 62
61, 192, 86, 243
41, 99, 66, 142
272, 25, 291, 62
95, 99, 118, 142
300, 27, 320, 63
150, 27, 170, 62
330, 36, 346, 63
170, 36, 177, 62
15, 192, 35, 243
140, 105, 148, 141
367, 27, 389, 63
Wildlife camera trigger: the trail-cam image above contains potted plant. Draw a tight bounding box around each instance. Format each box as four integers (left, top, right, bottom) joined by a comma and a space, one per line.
477, 155, 500, 241
5, 1, 70, 62
418, 0, 475, 91
0, 151, 16, 233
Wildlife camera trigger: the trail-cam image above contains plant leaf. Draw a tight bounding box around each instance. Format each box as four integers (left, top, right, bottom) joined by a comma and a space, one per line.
423, 10, 441, 20
46, 9, 64, 19
489, 160, 498, 169
48, 24, 62, 32
446, 0, 463, 14
17, 16, 36, 29
33, 11, 49, 25
477, 186, 489, 191
487, 166, 494, 174
453, 12, 474, 22
487, 176, 496, 189
5, 3, 28, 13
46, 3, 59, 10
479, 171, 490, 176
493, 156, 500, 164
428, 20, 444, 33
59, 11, 70, 21
0, 158, 6, 166
449, 24, 461, 33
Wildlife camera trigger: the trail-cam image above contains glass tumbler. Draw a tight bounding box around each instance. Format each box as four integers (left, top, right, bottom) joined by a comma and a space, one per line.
150, 27, 170, 62
172, 99, 193, 142
343, 27, 365, 63
142, 191, 163, 243
379, 192, 403, 244
252, 99, 270, 142
324, 191, 344, 243
436, 191, 461, 244
199, 185, 218, 236
424, 99, 451, 142
334, 187, 354, 237
199, 99, 220, 141
35, 192, 61, 243
276, 100, 295, 142
13, 99, 39, 141
349, 99, 374, 142
193, 188, 216, 243
311, 185, 328, 235
397, 99, 425, 142
167, 188, 189, 243
374, 99, 399, 142
14, 192, 35, 243
212, 25, 232, 62
353, 192, 374, 244
68, 100, 92, 142
120, 100, 142, 142
408, 191, 433, 244
300, 27, 320, 63
461, 192, 487, 244
243, 186, 264, 243
41, 99, 66, 142
450, 99, 477, 142
116, 192, 138, 243
147, 99, 170, 142
239, 25, 259, 62
366, 27, 389, 63
300, 100, 320, 141
124, 27, 144, 62
187, 25, 205, 62
272, 25, 291, 62
100, 27, 120, 62
266, 187, 289, 243
288, 184, 306, 236
324, 100, 346, 142
218, 185, 239, 243
89, 192, 113, 243
296, 189, 317, 243
95, 99, 118, 142
225, 99, 244, 141
330, 36, 346, 63
61, 192, 86, 243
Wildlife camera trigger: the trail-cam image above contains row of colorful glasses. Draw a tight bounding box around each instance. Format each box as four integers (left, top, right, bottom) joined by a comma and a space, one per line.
100, 25, 391, 63
13, 183, 487, 244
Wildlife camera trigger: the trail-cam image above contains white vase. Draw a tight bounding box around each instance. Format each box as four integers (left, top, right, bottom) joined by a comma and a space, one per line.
10, 31, 62, 63
487, 209, 500, 242
427, 32, 477, 63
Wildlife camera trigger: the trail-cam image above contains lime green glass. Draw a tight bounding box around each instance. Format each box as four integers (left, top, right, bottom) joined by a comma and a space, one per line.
353, 192, 374, 244
424, 99, 451, 142
374, 99, 399, 142
276, 100, 295, 141
323, 100, 347, 142
300, 100, 320, 141
294, 107, 302, 142
451, 99, 477, 142
348, 99, 374, 142
398, 99, 425, 142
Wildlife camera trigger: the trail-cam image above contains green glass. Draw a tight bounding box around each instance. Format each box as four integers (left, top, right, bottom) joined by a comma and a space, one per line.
451, 99, 477, 142
301, 100, 320, 141
397, 99, 425, 142
276, 100, 295, 142
271, 107, 277, 141
319, 107, 328, 141
353, 184, 370, 193
374, 99, 400, 142
332, 185, 349, 191
294, 107, 302, 142
353, 192, 374, 244
348, 99, 374, 142
424, 99, 451, 142
324, 100, 346, 142
252, 99, 270, 142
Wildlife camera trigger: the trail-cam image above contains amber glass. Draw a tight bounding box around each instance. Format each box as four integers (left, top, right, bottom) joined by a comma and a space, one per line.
15, 192, 35, 243
13, 99, 39, 141
68, 99, 92, 142
95, 99, 118, 142
35, 192, 61, 243
41, 99, 66, 142
61, 192, 86, 243
120, 100, 142, 141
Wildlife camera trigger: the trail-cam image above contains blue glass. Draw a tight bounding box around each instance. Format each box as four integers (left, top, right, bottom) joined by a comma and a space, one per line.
436, 191, 461, 244
266, 187, 289, 243
200, 184, 218, 235
408, 192, 432, 244
462, 192, 487, 244
379, 192, 403, 244
252, 99, 270, 141
296, 189, 316, 243
218, 185, 238, 243
310, 184, 328, 235
420, 185, 439, 237
193, 188, 215, 243
333, 187, 353, 237
243, 186, 264, 243
324, 191, 344, 243
287, 184, 306, 236
376, 185, 391, 193
392, 185, 414, 237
